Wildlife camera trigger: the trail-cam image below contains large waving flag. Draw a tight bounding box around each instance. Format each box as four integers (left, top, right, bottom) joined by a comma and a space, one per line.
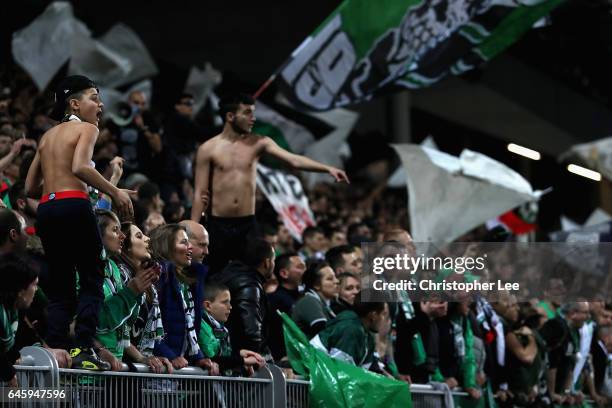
281, 312, 412, 408
392, 144, 543, 242
272, 0, 564, 110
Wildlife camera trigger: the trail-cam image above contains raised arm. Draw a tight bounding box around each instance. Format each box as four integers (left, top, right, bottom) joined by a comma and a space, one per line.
191, 145, 211, 221
262, 137, 349, 183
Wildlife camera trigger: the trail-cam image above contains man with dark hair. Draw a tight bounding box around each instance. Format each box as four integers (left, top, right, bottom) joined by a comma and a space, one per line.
214, 238, 275, 359
540, 301, 590, 405
310, 291, 388, 371
267, 252, 306, 360
395, 298, 448, 384
25, 75, 134, 370
7, 180, 37, 227
277, 224, 295, 254
191, 93, 348, 275
347, 222, 372, 246
0, 208, 26, 256
138, 181, 164, 215
299, 226, 326, 261
261, 223, 279, 253
325, 245, 361, 275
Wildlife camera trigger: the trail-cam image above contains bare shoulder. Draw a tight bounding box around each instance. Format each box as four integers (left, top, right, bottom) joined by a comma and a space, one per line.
74, 121, 99, 135
198, 135, 220, 152
251, 133, 273, 148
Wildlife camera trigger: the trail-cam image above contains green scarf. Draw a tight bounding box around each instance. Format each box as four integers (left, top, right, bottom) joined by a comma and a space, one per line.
0, 305, 18, 352
103, 259, 134, 348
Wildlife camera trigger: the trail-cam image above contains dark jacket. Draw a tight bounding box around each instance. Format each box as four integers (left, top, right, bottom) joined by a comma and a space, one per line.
331, 297, 352, 316
215, 261, 271, 358
592, 336, 608, 395
154, 261, 207, 363
395, 302, 440, 383
268, 286, 301, 360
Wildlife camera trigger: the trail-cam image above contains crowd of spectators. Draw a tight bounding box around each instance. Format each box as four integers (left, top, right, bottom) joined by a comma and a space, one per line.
0, 65, 611, 408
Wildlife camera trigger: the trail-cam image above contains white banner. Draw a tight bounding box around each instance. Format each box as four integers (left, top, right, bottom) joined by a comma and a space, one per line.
12, 2, 157, 92
11, 2, 86, 91
256, 164, 315, 242
392, 144, 541, 243
69, 23, 158, 88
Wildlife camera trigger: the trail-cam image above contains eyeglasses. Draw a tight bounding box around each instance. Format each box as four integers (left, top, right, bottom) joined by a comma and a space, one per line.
179, 100, 194, 107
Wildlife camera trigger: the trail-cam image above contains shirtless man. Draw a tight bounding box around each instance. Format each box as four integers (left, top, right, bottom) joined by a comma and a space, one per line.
25, 75, 133, 370
191, 93, 348, 275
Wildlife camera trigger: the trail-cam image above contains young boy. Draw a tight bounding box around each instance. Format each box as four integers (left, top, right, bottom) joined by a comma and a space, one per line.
25, 75, 134, 370
200, 281, 265, 375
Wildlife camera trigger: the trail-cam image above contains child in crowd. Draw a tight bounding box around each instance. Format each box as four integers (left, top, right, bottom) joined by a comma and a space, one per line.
199, 281, 266, 376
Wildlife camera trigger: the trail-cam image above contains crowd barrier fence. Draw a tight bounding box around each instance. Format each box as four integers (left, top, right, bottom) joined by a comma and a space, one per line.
2, 347, 503, 407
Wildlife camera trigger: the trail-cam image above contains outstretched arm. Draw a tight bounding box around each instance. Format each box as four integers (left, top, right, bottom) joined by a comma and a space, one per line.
191, 145, 211, 221
262, 137, 349, 183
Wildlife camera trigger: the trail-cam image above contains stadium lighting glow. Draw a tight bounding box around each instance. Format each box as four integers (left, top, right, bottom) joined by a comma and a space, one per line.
567, 164, 602, 181
507, 143, 541, 160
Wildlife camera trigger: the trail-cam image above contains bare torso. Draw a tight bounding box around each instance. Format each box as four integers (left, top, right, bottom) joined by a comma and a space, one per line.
38, 122, 89, 195
204, 134, 264, 217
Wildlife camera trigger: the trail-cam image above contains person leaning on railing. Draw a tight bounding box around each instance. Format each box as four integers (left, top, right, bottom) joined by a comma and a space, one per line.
199, 281, 266, 376
116, 221, 170, 369
92, 210, 172, 373
149, 224, 219, 374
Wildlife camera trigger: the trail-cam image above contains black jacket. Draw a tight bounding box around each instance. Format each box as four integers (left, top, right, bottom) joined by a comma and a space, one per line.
394, 302, 440, 383
268, 286, 301, 361
592, 337, 608, 394
214, 261, 271, 358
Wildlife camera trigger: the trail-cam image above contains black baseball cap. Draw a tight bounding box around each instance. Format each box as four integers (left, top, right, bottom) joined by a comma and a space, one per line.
49, 75, 98, 121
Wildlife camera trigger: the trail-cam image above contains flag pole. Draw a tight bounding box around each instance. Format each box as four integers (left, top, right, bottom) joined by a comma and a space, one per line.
253, 74, 277, 100
252, 1, 346, 100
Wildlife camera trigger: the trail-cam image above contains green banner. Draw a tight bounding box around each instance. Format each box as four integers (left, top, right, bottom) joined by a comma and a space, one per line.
281, 312, 412, 408
279, 0, 564, 110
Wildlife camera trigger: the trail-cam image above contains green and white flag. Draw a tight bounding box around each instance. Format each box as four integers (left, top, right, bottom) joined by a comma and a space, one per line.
277, 0, 564, 110
253, 101, 317, 154
281, 312, 412, 408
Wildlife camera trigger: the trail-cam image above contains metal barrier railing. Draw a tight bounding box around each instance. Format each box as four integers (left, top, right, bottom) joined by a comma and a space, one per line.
10, 347, 275, 408
286, 378, 309, 408
9, 347, 559, 408
58, 367, 272, 408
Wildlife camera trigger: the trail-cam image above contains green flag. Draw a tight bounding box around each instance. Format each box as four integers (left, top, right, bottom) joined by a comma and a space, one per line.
281, 312, 412, 408
277, 0, 564, 110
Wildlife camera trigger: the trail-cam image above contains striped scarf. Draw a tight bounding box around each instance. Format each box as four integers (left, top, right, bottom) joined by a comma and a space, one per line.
138, 285, 164, 357
103, 260, 135, 348
118, 261, 164, 356
178, 281, 201, 357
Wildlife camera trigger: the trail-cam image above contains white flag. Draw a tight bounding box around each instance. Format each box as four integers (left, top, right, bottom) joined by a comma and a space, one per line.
392, 144, 541, 242
69, 23, 158, 88
11, 2, 85, 90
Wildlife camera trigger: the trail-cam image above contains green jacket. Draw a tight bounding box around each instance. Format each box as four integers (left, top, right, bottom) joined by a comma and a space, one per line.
95, 259, 142, 359
310, 310, 376, 369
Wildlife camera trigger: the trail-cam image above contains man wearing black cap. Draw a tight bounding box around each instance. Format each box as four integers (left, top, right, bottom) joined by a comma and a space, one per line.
24, 75, 134, 370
